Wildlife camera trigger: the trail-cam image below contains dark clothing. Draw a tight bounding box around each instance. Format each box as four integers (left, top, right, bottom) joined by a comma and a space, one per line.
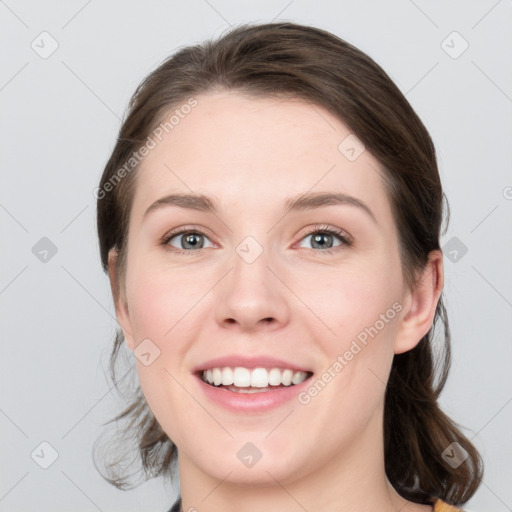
168, 496, 181, 512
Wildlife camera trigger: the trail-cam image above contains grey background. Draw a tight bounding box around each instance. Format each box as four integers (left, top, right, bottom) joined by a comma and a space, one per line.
1, 1, 511, 511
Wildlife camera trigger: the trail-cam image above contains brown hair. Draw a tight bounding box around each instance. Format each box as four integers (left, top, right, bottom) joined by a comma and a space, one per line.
94, 21, 483, 506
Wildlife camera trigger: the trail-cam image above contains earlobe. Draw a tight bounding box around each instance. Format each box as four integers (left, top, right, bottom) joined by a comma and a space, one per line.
107, 249, 135, 351
394, 250, 444, 354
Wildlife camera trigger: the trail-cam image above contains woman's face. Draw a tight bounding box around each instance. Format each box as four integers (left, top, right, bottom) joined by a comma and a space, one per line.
112, 91, 424, 486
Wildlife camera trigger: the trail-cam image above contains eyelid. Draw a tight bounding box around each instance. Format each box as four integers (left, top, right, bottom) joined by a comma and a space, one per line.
296, 224, 353, 245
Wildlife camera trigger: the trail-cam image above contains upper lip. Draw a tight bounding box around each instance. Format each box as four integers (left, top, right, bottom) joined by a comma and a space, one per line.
192, 355, 313, 373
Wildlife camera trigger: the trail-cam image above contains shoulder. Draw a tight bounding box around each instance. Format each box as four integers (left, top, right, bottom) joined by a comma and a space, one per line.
433, 499, 465, 512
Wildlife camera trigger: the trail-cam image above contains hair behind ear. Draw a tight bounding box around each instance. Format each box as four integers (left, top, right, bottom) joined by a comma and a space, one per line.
384, 298, 483, 505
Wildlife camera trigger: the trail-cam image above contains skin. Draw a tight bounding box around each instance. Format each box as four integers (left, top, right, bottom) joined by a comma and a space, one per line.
108, 91, 443, 512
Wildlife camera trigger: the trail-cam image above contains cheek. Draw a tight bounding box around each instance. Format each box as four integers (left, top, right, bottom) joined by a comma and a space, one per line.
125, 264, 205, 441
294, 254, 403, 340
295, 254, 402, 410
126, 262, 202, 340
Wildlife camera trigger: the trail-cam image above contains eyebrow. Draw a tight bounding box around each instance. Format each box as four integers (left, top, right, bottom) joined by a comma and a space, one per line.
143, 191, 377, 223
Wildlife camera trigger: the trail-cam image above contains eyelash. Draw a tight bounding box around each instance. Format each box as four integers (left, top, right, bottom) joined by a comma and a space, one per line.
159, 224, 353, 256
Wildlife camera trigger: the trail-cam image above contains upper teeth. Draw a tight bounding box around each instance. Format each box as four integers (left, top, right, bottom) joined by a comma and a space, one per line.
202, 367, 310, 388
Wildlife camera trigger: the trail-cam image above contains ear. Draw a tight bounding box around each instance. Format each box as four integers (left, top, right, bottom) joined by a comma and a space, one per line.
394, 250, 444, 354
108, 248, 135, 351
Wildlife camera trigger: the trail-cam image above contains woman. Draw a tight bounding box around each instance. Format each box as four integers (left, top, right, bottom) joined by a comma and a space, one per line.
94, 22, 483, 511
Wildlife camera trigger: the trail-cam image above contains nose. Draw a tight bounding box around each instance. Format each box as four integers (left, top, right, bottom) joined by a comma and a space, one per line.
214, 245, 290, 333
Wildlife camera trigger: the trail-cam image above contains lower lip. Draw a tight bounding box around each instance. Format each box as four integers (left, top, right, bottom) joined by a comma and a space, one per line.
195, 374, 313, 413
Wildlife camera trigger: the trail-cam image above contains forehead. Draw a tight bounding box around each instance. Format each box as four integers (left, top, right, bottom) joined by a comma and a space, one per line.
131, 91, 389, 222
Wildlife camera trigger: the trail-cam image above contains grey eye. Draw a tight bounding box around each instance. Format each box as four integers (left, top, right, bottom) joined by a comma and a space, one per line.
298, 231, 343, 250
168, 232, 213, 250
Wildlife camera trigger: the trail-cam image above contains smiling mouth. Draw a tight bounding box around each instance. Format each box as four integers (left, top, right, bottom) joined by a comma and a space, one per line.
197, 366, 314, 393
